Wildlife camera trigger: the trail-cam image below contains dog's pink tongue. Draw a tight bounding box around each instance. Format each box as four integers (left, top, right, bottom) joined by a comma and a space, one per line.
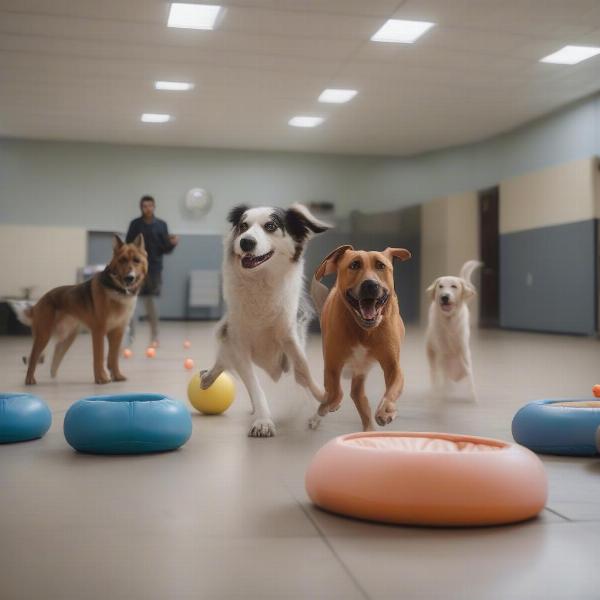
360, 300, 377, 320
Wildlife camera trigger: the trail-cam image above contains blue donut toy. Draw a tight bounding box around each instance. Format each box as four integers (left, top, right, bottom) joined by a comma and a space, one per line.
63, 393, 192, 454
0, 393, 52, 443
512, 399, 600, 456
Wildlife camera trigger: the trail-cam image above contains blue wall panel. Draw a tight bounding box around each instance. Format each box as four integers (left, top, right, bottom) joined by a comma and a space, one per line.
500, 220, 597, 335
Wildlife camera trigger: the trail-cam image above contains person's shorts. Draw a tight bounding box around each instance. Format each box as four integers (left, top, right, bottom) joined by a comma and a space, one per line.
140, 271, 162, 296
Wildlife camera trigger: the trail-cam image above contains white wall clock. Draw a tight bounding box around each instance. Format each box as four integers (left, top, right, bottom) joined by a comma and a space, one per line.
184, 187, 212, 218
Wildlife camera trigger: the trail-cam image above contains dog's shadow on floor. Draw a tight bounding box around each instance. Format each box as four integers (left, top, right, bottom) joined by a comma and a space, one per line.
584, 460, 600, 474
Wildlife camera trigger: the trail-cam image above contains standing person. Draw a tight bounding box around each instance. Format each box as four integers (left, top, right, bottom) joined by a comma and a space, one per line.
126, 195, 178, 347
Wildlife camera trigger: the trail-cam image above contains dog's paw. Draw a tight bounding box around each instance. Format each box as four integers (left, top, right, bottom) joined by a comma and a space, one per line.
24, 376, 36, 385
95, 372, 111, 385
199, 370, 215, 390
375, 403, 397, 427
111, 373, 127, 382
308, 413, 321, 430
316, 399, 342, 418
315, 388, 327, 403
248, 418, 276, 438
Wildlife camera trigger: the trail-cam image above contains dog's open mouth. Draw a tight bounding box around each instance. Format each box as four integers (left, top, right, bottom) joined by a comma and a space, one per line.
345, 290, 389, 327
241, 251, 274, 269
440, 301, 454, 313
124, 277, 138, 289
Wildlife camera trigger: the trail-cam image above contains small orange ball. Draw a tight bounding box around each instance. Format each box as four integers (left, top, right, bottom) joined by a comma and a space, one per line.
146, 347, 156, 358
593, 385, 600, 398
184, 358, 194, 370
183, 340, 191, 349
123, 348, 133, 359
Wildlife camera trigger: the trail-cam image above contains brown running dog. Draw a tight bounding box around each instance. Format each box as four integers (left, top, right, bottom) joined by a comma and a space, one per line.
18, 234, 147, 385
309, 245, 411, 431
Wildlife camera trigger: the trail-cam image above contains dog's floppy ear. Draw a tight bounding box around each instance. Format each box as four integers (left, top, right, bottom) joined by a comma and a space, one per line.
314, 245, 353, 281
383, 247, 411, 262
285, 203, 332, 242
461, 279, 476, 299
132, 233, 145, 252
112, 234, 124, 251
227, 205, 249, 228
426, 278, 438, 300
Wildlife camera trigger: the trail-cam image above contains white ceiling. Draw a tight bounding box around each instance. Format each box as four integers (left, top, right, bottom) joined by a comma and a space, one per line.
2, 0, 600, 156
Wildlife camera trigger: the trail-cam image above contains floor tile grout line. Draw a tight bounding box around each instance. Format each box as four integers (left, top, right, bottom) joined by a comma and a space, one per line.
544, 506, 573, 522
287, 486, 371, 600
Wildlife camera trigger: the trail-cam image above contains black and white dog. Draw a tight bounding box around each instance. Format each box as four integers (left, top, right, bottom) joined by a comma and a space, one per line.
201, 203, 332, 437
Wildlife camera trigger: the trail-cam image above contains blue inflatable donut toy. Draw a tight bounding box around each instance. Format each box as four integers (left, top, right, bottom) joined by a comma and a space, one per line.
0, 393, 52, 443
512, 399, 600, 456
63, 393, 192, 454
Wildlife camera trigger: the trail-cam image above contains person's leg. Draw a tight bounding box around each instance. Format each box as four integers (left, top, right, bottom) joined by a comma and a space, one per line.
143, 296, 159, 343
126, 302, 138, 347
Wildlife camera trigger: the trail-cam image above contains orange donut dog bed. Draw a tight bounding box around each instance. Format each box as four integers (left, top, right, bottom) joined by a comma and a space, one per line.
306, 432, 547, 526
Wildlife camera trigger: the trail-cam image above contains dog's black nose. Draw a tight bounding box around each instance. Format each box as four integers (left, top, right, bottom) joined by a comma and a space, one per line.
124, 275, 135, 285
359, 279, 380, 298
440, 294, 450, 304
240, 237, 257, 252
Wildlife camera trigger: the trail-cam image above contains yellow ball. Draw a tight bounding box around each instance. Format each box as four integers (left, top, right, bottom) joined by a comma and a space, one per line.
187, 371, 235, 415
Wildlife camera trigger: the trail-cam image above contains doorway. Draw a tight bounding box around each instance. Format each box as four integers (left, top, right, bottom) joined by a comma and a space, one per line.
479, 186, 500, 328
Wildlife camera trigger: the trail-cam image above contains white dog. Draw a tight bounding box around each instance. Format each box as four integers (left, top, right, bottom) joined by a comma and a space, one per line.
200, 203, 331, 437
425, 260, 482, 400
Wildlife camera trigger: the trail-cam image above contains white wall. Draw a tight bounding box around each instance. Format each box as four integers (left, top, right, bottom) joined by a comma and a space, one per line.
0, 225, 86, 298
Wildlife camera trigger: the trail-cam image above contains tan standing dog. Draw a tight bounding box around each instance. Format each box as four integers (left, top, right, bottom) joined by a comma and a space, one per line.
309, 245, 411, 431
18, 235, 147, 385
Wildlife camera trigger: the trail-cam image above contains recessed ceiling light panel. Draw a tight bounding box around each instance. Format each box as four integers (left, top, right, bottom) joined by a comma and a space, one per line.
168, 3, 221, 30
540, 45, 600, 65
371, 19, 434, 44
288, 116, 324, 128
154, 80, 195, 91
318, 89, 357, 104
141, 113, 172, 123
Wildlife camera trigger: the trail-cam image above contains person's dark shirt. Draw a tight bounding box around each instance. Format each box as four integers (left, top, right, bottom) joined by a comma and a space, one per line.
125, 217, 175, 274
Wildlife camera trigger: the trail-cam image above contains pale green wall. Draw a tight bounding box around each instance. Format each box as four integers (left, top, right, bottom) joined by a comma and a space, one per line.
0, 141, 377, 233
1, 92, 600, 232
369, 93, 600, 210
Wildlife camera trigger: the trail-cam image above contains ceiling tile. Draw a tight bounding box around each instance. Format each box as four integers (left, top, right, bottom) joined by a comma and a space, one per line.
1, 0, 600, 155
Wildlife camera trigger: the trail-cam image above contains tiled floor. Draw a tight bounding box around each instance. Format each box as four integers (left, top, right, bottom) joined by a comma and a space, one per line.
1, 323, 600, 599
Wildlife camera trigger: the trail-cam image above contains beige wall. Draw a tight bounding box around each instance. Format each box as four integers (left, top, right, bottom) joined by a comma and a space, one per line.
500, 158, 598, 234
0, 226, 86, 299
420, 191, 480, 324
421, 197, 449, 321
